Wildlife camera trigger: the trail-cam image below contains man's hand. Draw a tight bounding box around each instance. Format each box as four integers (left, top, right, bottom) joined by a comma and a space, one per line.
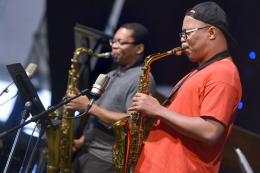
64, 94, 89, 112
72, 135, 85, 153
128, 93, 162, 117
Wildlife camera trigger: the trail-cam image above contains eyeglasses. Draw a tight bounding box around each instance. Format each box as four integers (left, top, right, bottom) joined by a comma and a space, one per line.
109, 39, 138, 47
179, 25, 211, 40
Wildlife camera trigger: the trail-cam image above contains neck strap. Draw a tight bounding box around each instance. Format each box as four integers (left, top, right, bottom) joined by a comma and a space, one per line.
162, 50, 230, 106
197, 50, 230, 71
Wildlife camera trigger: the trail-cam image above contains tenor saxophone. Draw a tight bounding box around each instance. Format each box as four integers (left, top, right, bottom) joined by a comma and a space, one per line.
112, 47, 185, 173
46, 48, 111, 173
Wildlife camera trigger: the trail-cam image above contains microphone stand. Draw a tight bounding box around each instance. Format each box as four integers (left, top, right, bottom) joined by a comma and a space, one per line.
24, 123, 47, 173
0, 88, 90, 173
235, 148, 254, 173
3, 101, 32, 173
24, 88, 95, 173
0, 88, 89, 139
26, 88, 93, 173
0, 81, 14, 97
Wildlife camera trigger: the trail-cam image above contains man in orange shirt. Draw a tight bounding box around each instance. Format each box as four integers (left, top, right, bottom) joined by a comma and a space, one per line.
129, 2, 242, 173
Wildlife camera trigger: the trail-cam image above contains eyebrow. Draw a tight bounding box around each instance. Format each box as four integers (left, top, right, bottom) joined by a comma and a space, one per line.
182, 28, 195, 31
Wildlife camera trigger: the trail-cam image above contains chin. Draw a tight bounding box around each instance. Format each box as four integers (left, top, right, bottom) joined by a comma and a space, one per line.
113, 57, 120, 63
187, 55, 197, 63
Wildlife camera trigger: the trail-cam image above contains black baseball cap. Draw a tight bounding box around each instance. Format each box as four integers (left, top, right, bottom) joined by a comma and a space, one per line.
185, 1, 237, 48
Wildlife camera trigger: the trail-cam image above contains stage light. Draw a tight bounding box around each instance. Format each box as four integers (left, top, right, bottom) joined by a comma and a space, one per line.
248, 51, 256, 60
238, 101, 243, 110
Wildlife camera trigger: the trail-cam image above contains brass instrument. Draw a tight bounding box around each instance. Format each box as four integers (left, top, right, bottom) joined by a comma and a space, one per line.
112, 47, 185, 173
46, 48, 111, 173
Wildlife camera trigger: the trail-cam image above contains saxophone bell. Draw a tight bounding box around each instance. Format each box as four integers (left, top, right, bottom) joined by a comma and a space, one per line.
46, 47, 111, 173
112, 46, 187, 173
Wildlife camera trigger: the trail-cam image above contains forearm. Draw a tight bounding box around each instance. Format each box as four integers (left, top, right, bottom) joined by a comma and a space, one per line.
129, 93, 225, 145
90, 104, 130, 125
157, 107, 225, 145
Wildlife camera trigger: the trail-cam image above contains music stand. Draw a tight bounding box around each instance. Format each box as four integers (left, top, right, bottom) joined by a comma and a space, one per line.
5, 63, 47, 173
74, 23, 111, 49
74, 23, 113, 90
6, 63, 46, 117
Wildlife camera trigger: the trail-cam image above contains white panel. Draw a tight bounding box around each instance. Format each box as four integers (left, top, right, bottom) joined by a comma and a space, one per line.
0, 0, 46, 81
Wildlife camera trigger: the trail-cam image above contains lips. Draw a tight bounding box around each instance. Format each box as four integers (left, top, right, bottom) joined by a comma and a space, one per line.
112, 51, 120, 57
111, 52, 121, 62
182, 46, 190, 54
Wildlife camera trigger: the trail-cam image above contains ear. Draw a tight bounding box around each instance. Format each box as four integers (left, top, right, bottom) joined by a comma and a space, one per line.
136, 43, 145, 55
208, 27, 216, 40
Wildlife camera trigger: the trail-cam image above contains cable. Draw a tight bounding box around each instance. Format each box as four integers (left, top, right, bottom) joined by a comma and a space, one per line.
0, 93, 18, 108
19, 120, 39, 173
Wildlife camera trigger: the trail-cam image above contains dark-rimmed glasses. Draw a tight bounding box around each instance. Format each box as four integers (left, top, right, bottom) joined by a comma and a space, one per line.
179, 25, 211, 40
109, 39, 138, 47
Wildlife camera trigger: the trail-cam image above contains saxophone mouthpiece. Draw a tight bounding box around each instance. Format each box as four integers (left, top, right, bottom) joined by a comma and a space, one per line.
169, 47, 186, 56
97, 52, 112, 58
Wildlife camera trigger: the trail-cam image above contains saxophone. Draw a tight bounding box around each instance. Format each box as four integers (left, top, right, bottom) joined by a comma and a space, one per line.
46, 48, 111, 173
112, 47, 185, 173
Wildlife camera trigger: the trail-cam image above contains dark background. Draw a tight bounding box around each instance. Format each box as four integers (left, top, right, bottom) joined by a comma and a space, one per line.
47, 0, 260, 134
1, 0, 259, 172
46, 1, 260, 171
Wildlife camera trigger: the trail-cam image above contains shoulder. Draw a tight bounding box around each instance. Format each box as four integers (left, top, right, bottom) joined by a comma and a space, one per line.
128, 65, 143, 74
107, 68, 118, 76
204, 58, 240, 81
201, 58, 242, 94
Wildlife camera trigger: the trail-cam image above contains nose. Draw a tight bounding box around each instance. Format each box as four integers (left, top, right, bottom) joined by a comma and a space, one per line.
111, 42, 119, 50
112, 40, 122, 49
181, 40, 188, 50
180, 34, 189, 45
180, 35, 186, 43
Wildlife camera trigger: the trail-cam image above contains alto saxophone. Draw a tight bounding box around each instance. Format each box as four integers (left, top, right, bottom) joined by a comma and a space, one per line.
46, 48, 111, 173
112, 47, 185, 173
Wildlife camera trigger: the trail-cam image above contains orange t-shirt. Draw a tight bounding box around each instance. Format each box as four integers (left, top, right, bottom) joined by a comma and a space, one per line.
135, 59, 242, 173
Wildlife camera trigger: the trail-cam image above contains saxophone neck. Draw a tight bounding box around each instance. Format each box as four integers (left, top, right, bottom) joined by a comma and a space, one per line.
168, 46, 186, 56
144, 46, 185, 65
73, 47, 111, 59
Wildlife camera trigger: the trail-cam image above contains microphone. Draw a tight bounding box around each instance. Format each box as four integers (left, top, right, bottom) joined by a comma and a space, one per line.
89, 74, 110, 101
25, 63, 38, 78
78, 74, 109, 128
0, 63, 38, 97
